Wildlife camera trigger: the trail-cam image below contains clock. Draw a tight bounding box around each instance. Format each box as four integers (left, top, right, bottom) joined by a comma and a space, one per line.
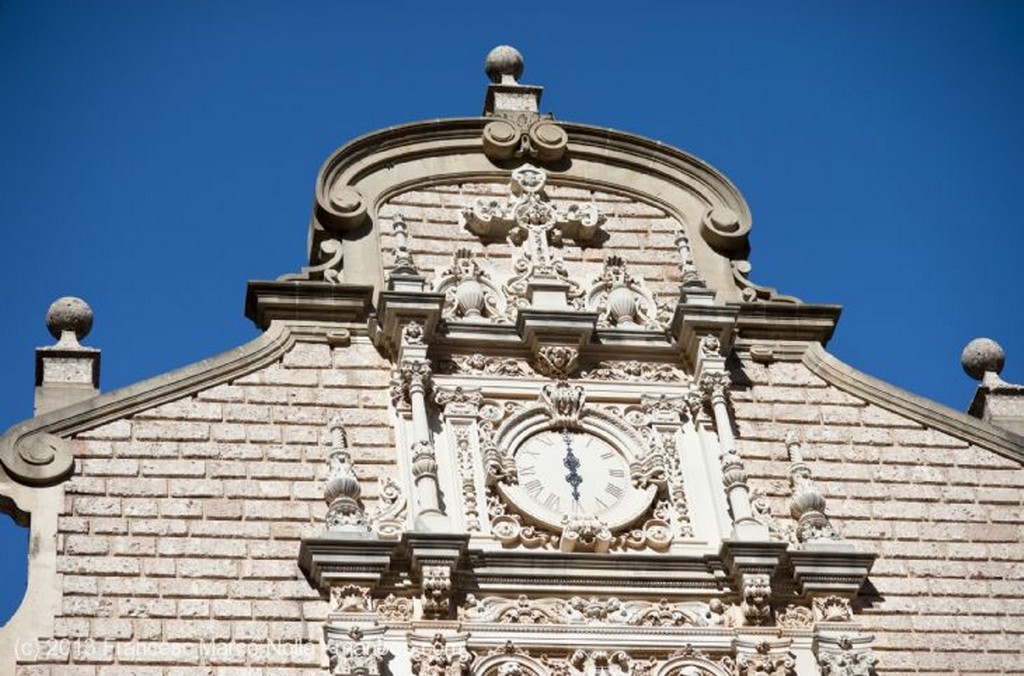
496, 427, 657, 533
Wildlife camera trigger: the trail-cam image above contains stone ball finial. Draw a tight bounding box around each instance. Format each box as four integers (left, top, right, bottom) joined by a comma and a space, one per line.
485, 45, 524, 83
961, 337, 1005, 381
45, 296, 93, 341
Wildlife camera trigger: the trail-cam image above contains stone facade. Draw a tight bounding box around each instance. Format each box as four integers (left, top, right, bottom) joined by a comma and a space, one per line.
1, 46, 1022, 675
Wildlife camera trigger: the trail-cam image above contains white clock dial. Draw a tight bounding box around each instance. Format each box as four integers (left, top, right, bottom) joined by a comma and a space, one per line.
513, 429, 630, 518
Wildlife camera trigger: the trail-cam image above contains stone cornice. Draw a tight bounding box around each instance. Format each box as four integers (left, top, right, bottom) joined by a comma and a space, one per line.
803, 342, 1024, 464
245, 281, 374, 330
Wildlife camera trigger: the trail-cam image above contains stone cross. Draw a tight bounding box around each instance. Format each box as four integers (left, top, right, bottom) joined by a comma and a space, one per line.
461, 164, 603, 310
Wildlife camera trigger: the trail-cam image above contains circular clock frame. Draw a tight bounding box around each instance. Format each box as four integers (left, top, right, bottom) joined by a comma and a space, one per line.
496, 424, 657, 534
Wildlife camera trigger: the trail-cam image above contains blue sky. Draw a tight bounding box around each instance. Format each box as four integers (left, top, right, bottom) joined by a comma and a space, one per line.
0, 1, 1022, 623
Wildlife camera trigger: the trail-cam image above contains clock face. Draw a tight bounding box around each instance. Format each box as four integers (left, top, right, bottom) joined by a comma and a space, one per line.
513, 429, 631, 518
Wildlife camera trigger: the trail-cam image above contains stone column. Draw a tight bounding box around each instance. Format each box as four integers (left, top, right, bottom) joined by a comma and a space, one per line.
392, 322, 447, 532
399, 358, 446, 532
696, 336, 766, 541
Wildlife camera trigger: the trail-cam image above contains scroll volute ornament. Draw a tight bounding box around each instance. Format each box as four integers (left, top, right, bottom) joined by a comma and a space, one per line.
700, 205, 750, 254
1, 432, 75, 487
321, 184, 367, 232
483, 117, 568, 163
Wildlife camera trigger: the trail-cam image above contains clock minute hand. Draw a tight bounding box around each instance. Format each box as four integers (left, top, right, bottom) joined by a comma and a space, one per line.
562, 428, 583, 503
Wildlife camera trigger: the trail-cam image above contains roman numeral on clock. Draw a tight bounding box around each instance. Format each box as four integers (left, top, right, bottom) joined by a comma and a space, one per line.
605, 483, 624, 499
523, 478, 543, 498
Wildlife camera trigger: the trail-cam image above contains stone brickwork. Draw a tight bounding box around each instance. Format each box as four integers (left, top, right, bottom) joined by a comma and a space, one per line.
733, 360, 1024, 674
13, 346, 1024, 673
14, 339, 394, 675
378, 183, 683, 307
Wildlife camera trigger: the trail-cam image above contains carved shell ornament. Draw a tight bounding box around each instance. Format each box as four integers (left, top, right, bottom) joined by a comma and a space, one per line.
432, 247, 510, 322
585, 255, 667, 330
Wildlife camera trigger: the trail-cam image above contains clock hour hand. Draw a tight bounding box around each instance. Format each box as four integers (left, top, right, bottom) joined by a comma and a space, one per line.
562, 428, 582, 502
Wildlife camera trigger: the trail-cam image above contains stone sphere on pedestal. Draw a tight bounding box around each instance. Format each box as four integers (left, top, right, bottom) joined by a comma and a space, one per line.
45, 296, 93, 341
485, 45, 524, 83
961, 337, 1005, 381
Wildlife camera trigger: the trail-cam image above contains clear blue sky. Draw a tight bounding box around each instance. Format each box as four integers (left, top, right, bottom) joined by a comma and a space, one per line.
1, 1, 1022, 623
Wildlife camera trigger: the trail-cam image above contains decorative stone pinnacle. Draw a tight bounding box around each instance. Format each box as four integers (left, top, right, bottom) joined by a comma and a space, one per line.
961, 337, 1006, 383
485, 45, 524, 84
46, 296, 93, 347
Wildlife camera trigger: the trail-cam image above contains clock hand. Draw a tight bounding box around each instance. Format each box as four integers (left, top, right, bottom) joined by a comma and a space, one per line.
562, 428, 583, 503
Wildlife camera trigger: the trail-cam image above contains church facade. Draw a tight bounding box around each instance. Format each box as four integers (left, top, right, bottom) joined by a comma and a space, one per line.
2, 47, 1023, 675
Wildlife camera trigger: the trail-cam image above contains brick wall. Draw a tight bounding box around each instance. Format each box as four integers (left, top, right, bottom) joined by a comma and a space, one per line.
16, 340, 393, 675
734, 360, 1024, 674
13, 338, 1024, 673
378, 183, 684, 307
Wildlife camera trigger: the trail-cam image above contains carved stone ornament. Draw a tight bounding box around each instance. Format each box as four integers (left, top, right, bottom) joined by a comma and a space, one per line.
542, 650, 656, 676
817, 636, 878, 676
476, 642, 547, 676
453, 427, 482, 531
324, 185, 368, 231
421, 564, 453, 619
580, 361, 689, 383
1, 432, 75, 487
366, 475, 406, 540
483, 116, 568, 163
750, 489, 796, 544
786, 433, 840, 544
534, 345, 579, 379
325, 626, 390, 676
375, 593, 413, 622
673, 226, 706, 289
403, 321, 426, 346
279, 238, 344, 283
390, 217, 419, 277
435, 385, 485, 419
731, 260, 801, 304
323, 416, 370, 534
461, 164, 603, 312
699, 205, 750, 254
585, 255, 667, 330
539, 380, 586, 428
391, 358, 433, 407
462, 594, 726, 628
740, 574, 772, 626
774, 604, 815, 629
432, 247, 511, 322
733, 643, 796, 676
813, 595, 853, 623
329, 584, 371, 613
410, 633, 474, 676
436, 354, 531, 377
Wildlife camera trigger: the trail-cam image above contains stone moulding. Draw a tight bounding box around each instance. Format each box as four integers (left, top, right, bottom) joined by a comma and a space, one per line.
0, 321, 310, 452
803, 342, 1024, 463
306, 116, 756, 301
